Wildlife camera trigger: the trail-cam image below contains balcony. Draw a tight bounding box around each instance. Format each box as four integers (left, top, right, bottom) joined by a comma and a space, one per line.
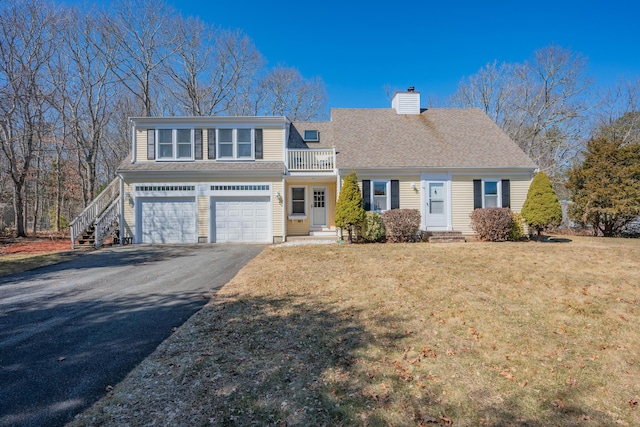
287, 148, 335, 172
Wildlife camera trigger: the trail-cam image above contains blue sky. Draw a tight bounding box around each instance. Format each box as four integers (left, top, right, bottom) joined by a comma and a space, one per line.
169, 0, 640, 109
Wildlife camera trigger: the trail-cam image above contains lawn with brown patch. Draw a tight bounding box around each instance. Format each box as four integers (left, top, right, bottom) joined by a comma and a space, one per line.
0, 234, 77, 276
72, 237, 640, 426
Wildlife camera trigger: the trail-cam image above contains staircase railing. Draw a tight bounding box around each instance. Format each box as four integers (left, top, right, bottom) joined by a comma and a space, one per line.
69, 177, 120, 249
94, 197, 120, 249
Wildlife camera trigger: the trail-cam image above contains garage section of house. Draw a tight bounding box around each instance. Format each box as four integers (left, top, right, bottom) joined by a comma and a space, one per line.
211, 197, 270, 243
139, 197, 198, 244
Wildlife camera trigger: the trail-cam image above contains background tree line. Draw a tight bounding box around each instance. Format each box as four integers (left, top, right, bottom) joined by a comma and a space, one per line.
442, 45, 640, 235
0, 0, 327, 237
1, 0, 638, 238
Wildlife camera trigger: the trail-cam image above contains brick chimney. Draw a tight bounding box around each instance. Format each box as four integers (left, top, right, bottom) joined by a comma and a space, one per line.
392, 87, 420, 114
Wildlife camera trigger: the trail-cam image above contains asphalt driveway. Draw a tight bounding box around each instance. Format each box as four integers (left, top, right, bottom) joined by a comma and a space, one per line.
0, 244, 265, 427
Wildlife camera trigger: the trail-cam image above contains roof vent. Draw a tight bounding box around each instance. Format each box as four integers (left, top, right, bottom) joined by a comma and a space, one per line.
392, 88, 420, 114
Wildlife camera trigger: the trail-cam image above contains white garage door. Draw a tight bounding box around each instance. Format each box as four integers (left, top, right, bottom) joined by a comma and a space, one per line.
212, 197, 270, 243
140, 198, 197, 244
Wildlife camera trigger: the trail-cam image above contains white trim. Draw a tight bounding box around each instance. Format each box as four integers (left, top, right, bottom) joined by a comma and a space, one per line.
155, 128, 195, 161
216, 128, 255, 161
368, 180, 391, 213
481, 178, 502, 208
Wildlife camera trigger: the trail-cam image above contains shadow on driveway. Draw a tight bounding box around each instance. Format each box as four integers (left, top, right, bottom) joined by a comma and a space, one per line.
0, 244, 264, 427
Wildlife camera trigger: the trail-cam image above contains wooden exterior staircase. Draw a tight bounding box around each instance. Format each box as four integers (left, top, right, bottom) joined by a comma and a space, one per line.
69, 178, 121, 250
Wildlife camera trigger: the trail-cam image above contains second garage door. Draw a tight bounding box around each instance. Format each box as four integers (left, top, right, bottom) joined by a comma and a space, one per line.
212, 197, 270, 243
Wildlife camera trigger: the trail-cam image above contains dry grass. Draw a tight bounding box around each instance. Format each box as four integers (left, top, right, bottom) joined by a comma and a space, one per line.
72, 236, 640, 426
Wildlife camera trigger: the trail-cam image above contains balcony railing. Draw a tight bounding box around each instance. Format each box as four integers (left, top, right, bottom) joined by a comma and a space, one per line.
287, 148, 335, 172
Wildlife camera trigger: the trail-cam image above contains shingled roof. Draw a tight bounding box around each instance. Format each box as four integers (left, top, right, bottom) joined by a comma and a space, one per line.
290, 108, 536, 169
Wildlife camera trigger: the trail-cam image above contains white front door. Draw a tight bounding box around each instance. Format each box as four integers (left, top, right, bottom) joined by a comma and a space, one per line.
425, 181, 447, 228
311, 187, 327, 227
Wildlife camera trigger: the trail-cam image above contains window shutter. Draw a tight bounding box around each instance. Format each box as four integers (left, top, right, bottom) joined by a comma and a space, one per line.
390, 180, 400, 209
473, 179, 482, 209
362, 180, 371, 211
501, 179, 511, 208
194, 129, 203, 160
207, 128, 216, 159
147, 129, 155, 160
255, 128, 263, 159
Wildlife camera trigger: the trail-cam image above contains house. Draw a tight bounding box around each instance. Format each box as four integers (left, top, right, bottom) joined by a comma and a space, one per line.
98, 89, 536, 245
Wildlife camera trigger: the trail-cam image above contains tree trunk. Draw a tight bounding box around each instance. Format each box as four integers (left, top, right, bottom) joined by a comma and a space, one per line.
13, 185, 26, 237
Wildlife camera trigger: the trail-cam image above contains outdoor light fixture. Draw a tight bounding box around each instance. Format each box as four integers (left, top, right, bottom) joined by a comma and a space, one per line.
410, 182, 417, 190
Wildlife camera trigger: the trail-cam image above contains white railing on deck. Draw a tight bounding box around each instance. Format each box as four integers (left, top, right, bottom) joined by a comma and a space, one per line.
94, 197, 120, 249
287, 148, 335, 172
69, 177, 120, 249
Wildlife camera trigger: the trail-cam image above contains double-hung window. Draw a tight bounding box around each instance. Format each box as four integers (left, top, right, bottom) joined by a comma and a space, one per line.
217, 128, 253, 160
157, 128, 193, 160
483, 180, 500, 208
372, 181, 389, 212
290, 187, 306, 217
474, 179, 510, 209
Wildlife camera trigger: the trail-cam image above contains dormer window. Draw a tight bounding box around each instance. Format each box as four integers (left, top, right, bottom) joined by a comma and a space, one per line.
157, 128, 193, 160
303, 130, 319, 142
217, 128, 254, 160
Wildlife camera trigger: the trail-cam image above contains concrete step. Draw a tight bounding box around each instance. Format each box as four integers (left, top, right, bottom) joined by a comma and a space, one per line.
424, 231, 466, 243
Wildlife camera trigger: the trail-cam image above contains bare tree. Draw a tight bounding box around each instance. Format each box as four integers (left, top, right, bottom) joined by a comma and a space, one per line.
449, 45, 592, 182
251, 66, 328, 120
105, 0, 181, 116
52, 5, 121, 206
167, 19, 263, 116
594, 77, 640, 143
0, 0, 60, 236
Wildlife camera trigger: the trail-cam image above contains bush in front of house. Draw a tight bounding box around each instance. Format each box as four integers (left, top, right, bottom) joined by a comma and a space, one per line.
509, 212, 526, 241
335, 172, 365, 243
382, 209, 421, 243
521, 171, 562, 240
362, 211, 385, 242
470, 207, 514, 242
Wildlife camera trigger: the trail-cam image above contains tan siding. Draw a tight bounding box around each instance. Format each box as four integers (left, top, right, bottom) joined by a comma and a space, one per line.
451, 176, 475, 234
509, 177, 531, 213
272, 181, 283, 240
451, 174, 533, 235
201, 128, 209, 160
287, 217, 310, 236
198, 196, 208, 240
135, 129, 147, 162
398, 177, 421, 210
262, 128, 284, 162
122, 182, 135, 239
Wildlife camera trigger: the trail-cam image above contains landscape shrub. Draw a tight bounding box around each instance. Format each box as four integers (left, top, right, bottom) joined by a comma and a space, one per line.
362, 211, 385, 242
470, 208, 513, 242
382, 209, 421, 243
509, 212, 526, 241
